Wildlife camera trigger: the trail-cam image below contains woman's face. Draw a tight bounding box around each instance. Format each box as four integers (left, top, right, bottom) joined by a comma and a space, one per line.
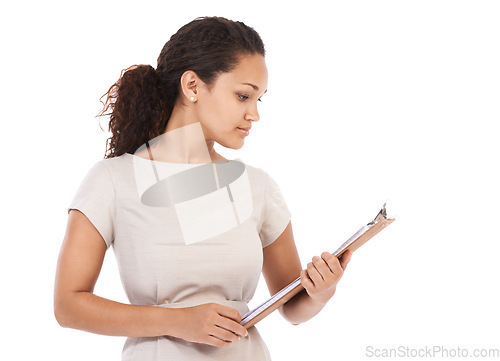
195, 53, 268, 149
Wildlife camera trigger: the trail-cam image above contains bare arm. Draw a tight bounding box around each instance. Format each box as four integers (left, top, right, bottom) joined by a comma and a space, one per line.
262, 221, 352, 325
54, 210, 247, 348
54, 209, 181, 337
262, 221, 322, 325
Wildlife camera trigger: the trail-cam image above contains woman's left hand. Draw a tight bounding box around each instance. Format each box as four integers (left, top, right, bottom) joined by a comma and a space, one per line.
300, 249, 353, 306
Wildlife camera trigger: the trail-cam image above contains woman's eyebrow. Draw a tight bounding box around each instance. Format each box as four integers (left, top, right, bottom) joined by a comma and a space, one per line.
242, 82, 268, 94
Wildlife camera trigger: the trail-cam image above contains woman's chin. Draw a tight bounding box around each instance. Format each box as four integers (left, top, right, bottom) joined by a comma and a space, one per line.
218, 138, 245, 150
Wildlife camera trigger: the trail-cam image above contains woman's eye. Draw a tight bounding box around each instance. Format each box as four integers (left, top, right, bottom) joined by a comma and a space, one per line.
238, 94, 263, 102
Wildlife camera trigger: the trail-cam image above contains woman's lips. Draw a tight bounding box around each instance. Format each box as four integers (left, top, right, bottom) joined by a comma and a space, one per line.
237, 127, 249, 136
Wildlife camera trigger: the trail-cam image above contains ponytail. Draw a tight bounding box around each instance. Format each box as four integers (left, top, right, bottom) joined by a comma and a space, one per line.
97, 64, 170, 158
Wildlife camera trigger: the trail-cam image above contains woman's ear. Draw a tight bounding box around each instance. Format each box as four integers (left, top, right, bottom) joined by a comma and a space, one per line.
179, 70, 200, 102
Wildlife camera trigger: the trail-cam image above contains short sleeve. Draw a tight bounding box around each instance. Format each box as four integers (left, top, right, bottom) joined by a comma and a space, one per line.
67, 161, 116, 249
258, 172, 292, 248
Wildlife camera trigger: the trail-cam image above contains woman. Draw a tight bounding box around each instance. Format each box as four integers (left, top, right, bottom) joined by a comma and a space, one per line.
54, 16, 353, 360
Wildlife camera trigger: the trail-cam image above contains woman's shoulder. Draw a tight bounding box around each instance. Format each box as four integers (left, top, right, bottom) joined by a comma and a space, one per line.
234, 159, 270, 188
98, 153, 132, 167
80, 153, 132, 182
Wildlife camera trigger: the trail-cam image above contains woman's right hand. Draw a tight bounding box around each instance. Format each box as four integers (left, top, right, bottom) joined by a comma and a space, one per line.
173, 303, 249, 348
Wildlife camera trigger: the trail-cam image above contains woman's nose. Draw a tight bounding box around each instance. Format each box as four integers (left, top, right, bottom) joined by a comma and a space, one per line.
245, 103, 260, 122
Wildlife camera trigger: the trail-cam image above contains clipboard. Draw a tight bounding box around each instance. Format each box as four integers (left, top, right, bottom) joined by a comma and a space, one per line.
240, 203, 395, 329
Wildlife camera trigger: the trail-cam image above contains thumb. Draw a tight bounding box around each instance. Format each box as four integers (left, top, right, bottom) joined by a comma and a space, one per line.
339, 250, 353, 270
218, 305, 242, 322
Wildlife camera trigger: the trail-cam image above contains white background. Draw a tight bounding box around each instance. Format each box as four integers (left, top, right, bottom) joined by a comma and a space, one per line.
2, 0, 499, 360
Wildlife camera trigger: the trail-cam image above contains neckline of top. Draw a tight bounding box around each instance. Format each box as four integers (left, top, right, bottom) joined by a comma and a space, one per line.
123, 152, 241, 165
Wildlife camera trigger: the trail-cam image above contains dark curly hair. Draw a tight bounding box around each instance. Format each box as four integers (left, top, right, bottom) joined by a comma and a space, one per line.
96, 16, 266, 159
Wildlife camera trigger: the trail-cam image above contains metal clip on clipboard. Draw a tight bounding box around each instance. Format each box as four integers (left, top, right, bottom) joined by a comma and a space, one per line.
240, 203, 395, 329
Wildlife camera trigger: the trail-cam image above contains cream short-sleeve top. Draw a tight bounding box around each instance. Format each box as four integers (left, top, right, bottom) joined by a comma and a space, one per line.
67, 153, 292, 360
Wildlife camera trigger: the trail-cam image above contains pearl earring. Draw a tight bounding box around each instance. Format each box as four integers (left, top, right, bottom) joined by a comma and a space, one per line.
190, 96, 196, 102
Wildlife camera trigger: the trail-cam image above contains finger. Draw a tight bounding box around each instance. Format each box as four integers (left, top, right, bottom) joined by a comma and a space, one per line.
215, 304, 242, 323
216, 313, 248, 338
207, 336, 232, 348
319, 252, 341, 274
307, 261, 324, 285
320, 252, 343, 276
210, 323, 241, 343
339, 250, 353, 270
313, 255, 336, 281
300, 269, 315, 291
